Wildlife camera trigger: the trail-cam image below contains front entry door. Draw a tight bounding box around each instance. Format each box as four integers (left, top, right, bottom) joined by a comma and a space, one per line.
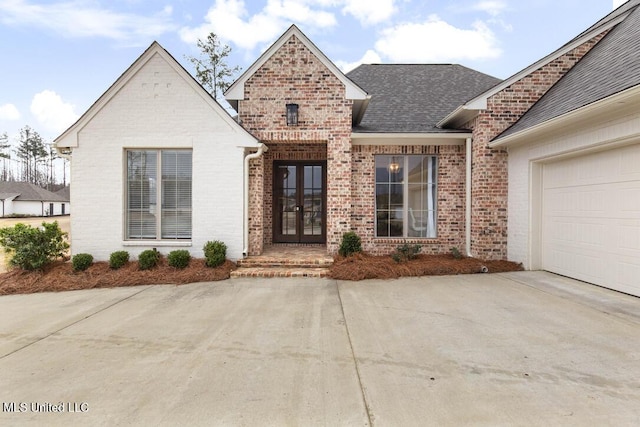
274, 161, 326, 243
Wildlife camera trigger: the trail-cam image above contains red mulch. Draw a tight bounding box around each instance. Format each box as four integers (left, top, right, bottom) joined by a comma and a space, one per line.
0, 258, 235, 296
329, 253, 523, 281
0, 253, 524, 295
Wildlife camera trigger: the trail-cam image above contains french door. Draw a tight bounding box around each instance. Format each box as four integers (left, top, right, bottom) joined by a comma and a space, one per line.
273, 161, 326, 243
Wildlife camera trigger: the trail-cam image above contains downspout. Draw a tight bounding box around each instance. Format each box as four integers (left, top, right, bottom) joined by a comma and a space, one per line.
466, 137, 473, 257
243, 143, 267, 257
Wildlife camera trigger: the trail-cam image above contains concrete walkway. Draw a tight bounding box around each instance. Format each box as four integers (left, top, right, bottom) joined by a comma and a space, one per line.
1, 272, 639, 426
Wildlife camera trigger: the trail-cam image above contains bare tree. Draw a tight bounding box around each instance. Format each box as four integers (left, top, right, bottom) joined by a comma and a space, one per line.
0, 132, 11, 181
185, 32, 241, 99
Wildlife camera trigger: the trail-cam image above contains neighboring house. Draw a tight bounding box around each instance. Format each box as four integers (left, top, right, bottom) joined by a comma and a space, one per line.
55, 1, 640, 296
54, 186, 71, 215
0, 182, 69, 217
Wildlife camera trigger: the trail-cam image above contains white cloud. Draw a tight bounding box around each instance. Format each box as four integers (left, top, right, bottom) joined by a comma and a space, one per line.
341, 0, 396, 26
335, 49, 382, 72
472, 0, 507, 17
30, 91, 79, 134
375, 15, 502, 63
0, 0, 175, 41
0, 103, 21, 121
179, 0, 337, 50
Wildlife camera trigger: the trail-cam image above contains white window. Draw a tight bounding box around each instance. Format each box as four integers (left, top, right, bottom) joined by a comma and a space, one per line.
375, 155, 437, 238
126, 150, 192, 240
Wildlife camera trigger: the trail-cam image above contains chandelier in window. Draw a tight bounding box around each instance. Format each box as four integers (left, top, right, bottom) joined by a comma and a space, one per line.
388, 157, 400, 173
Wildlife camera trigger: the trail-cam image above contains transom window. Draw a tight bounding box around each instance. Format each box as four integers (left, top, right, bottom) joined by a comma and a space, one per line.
375, 155, 437, 238
126, 150, 192, 240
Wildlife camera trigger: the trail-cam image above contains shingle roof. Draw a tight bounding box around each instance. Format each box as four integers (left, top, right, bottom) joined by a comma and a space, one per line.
55, 186, 70, 202
346, 64, 501, 133
0, 182, 66, 202
497, 3, 640, 140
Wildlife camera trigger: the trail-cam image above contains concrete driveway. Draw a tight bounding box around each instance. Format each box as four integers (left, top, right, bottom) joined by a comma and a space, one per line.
1, 271, 639, 426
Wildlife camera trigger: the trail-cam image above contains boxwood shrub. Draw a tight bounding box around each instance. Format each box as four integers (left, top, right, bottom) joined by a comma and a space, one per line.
72, 253, 93, 272
168, 250, 190, 269
203, 240, 226, 268
109, 250, 130, 269
338, 231, 362, 257
138, 249, 160, 270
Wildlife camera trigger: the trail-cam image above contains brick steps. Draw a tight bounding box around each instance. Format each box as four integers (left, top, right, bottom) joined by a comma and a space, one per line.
232, 246, 333, 278
230, 267, 330, 278
236, 259, 333, 269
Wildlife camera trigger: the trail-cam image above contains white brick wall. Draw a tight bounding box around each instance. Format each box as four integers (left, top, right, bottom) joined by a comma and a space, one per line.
67, 50, 257, 261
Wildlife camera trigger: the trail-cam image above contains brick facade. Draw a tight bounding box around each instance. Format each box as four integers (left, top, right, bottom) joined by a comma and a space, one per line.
467, 31, 608, 259
238, 35, 353, 255
240, 29, 608, 259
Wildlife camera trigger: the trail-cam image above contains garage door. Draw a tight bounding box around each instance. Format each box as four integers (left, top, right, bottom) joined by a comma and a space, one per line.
542, 143, 640, 297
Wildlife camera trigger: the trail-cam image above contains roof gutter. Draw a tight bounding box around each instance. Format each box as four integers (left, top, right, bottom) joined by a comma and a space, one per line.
466, 137, 473, 257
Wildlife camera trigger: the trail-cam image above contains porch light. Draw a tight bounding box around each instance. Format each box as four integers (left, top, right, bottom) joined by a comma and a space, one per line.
389, 157, 400, 173
286, 103, 299, 126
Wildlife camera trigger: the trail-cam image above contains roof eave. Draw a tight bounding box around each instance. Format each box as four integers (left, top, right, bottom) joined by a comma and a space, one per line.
55, 42, 259, 150
489, 84, 640, 148
224, 25, 369, 104
351, 132, 471, 146
441, 11, 630, 128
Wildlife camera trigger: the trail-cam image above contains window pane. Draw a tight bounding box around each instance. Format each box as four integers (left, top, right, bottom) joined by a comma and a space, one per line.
161, 151, 192, 239
126, 151, 157, 239
375, 154, 437, 238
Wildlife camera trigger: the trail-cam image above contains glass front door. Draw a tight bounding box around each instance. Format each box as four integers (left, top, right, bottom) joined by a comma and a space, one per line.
273, 161, 326, 243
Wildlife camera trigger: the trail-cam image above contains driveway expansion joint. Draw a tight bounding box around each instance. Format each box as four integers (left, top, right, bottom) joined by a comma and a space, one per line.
0, 285, 153, 360
336, 280, 374, 427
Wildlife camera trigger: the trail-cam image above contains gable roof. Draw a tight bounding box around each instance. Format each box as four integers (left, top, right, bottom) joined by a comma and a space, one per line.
439, 0, 640, 128
54, 186, 70, 202
494, 3, 640, 142
346, 64, 501, 133
0, 182, 66, 202
224, 25, 370, 124
55, 42, 259, 149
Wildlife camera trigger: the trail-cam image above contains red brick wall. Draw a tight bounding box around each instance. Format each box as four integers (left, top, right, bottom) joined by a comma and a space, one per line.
238, 35, 353, 254
468, 31, 608, 259
351, 144, 466, 255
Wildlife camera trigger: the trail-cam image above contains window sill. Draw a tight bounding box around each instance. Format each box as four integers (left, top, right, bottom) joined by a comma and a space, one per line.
373, 238, 438, 243
123, 240, 192, 247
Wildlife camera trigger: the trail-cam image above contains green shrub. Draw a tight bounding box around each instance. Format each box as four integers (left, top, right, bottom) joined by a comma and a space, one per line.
72, 253, 93, 272
338, 231, 362, 257
391, 244, 422, 263
138, 249, 160, 270
168, 250, 191, 269
109, 251, 130, 269
0, 221, 69, 271
203, 240, 226, 268
450, 247, 464, 260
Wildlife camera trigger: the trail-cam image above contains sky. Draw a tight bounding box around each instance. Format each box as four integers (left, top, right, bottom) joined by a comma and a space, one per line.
0, 0, 630, 156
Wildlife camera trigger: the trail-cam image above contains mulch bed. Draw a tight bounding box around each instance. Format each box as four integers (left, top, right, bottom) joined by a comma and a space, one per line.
0, 253, 524, 295
0, 258, 235, 296
330, 253, 523, 281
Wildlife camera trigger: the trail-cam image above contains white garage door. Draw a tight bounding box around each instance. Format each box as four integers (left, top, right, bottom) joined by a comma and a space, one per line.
542, 143, 640, 297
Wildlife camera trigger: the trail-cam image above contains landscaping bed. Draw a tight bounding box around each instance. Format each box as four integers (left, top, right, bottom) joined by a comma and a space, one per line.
330, 253, 523, 281
0, 252, 524, 295
0, 258, 235, 296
